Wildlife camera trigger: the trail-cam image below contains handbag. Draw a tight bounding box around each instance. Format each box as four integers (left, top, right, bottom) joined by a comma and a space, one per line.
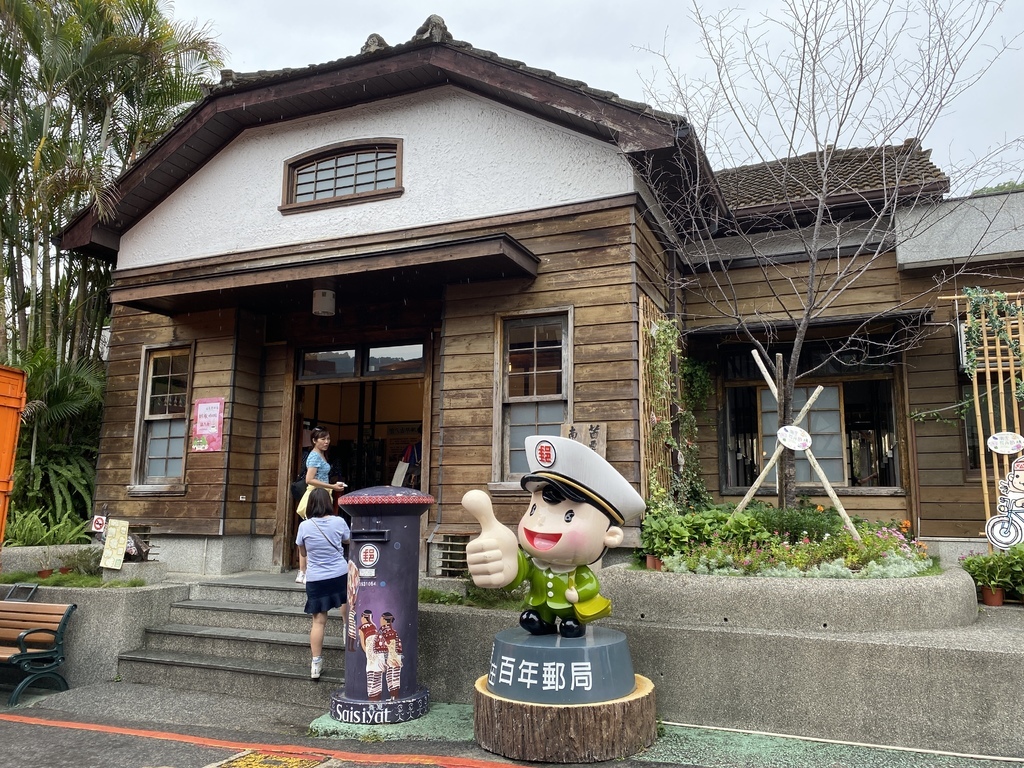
295, 484, 314, 519
290, 475, 307, 502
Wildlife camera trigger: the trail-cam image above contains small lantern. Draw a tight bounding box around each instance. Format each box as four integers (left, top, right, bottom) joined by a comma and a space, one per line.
312, 289, 335, 316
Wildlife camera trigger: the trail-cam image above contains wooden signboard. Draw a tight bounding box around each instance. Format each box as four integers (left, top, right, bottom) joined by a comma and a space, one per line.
562, 422, 607, 458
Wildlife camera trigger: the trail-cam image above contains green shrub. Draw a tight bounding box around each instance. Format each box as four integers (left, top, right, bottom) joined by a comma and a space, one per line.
4, 507, 90, 546
418, 588, 463, 605
747, 501, 846, 544
12, 448, 96, 521
60, 546, 102, 575
659, 519, 930, 579
959, 551, 1014, 589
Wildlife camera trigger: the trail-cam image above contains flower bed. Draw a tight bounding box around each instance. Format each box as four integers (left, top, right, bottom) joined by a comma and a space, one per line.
643, 501, 932, 579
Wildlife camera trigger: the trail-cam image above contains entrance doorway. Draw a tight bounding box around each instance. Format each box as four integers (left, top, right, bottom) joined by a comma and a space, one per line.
286, 378, 424, 570
285, 342, 427, 570
295, 378, 424, 491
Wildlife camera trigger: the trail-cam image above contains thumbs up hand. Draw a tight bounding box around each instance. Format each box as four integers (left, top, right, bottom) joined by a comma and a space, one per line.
463, 489, 520, 589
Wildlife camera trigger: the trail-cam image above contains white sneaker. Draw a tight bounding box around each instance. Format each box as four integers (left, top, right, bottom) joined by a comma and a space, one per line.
311, 657, 323, 679
295, 571, 306, 584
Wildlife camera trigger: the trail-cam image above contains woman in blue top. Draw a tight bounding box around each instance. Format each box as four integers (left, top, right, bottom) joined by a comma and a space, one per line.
296, 426, 347, 583
296, 487, 351, 680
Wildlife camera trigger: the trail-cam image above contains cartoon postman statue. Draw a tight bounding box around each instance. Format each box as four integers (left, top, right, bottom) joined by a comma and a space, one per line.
463, 435, 645, 638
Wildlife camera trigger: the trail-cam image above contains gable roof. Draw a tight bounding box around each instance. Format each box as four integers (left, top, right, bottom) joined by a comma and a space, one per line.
59, 15, 725, 260
715, 139, 949, 229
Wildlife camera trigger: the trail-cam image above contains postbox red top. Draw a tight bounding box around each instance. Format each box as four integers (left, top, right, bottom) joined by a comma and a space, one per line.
338, 485, 435, 506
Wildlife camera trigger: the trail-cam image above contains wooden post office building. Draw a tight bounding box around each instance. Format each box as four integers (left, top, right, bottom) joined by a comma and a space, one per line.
59, 18, 715, 574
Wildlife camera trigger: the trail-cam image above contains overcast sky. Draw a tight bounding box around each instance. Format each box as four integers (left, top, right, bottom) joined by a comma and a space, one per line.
169, 0, 1024, 194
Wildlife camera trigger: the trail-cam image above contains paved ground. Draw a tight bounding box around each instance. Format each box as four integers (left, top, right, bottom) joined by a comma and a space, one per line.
0, 681, 1021, 768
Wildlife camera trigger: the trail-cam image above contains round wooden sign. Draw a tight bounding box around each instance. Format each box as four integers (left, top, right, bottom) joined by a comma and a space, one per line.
777, 425, 812, 451
987, 431, 1024, 455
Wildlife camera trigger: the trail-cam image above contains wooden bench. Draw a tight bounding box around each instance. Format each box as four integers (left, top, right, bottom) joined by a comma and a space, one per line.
0, 600, 76, 705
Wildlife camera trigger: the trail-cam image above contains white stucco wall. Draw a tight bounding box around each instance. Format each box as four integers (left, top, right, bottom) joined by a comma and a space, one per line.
118, 87, 636, 268
896, 191, 1024, 267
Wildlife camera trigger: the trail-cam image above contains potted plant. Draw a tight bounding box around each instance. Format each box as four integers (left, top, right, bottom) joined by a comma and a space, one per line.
34, 546, 55, 578
640, 494, 693, 569
960, 551, 1013, 605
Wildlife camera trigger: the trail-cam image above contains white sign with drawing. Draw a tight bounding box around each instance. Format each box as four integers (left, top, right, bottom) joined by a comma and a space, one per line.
100, 518, 129, 570
990, 455, 1024, 548
987, 432, 1024, 455
777, 425, 812, 451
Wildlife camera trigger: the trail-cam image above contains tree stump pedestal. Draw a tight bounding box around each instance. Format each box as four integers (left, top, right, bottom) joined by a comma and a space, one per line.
473, 627, 657, 763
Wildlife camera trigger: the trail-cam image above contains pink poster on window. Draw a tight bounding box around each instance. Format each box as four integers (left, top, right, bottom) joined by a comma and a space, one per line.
191, 397, 225, 452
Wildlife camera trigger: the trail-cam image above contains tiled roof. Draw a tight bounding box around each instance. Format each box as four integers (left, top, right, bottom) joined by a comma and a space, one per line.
715, 139, 949, 213
210, 14, 673, 122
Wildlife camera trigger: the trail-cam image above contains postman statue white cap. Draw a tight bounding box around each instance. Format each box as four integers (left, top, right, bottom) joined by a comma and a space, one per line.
520, 435, 646, 525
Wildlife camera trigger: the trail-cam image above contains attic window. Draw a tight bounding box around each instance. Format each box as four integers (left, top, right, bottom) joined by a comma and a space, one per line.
280, 139, 403, 213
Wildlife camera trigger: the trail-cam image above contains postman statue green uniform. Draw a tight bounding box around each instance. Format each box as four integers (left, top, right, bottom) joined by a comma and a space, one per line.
463, 435, 645, 638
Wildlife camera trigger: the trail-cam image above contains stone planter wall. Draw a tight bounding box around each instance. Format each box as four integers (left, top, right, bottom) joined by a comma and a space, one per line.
417, 566, 1024, 758
0, 544, 99, 574
27, 583, 188, 687
597, 563, 979, 631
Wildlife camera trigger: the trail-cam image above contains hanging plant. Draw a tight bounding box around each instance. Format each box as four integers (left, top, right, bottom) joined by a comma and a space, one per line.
645, 319, 712, 510
962, 287, 1024, 381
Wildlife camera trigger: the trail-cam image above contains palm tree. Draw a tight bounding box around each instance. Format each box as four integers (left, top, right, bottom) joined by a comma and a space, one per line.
0, 0, 222, 361
0, 0, 222, 518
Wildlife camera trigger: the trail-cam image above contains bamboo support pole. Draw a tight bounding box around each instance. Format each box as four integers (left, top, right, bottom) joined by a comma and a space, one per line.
992, 307, 1010, 483
1013, 308, 1024, 438
804, 448, 860, 541
751, 349, 778, 400
776, 354, 785, 511
973, 310, 992, 537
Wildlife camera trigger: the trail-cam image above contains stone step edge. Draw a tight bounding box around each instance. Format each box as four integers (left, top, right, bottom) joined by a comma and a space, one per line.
192, 580, 305, 593
118, 647, 345, 684
171, 599, 335, 616
147, 623, 347, 650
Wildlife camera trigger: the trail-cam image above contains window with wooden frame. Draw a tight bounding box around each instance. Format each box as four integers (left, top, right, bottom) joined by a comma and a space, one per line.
724, 379, 900, 490
131, 346, 191, 492
280, 139, 403, 214
298, 343, 424, 381
718, 342, 901, 492
499, 313, 571, 482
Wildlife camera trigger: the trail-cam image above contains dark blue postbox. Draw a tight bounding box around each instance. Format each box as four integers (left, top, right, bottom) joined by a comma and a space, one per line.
330, 485, 432, 724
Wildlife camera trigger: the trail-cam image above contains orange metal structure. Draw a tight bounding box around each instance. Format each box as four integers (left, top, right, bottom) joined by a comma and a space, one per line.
0, 366, 26, 545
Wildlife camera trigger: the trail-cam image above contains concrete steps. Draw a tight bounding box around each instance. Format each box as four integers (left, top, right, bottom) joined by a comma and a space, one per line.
117, 576, 347, 709
167, 600, 346, 635
117, 648, 342, 709
143, 623, 345, 664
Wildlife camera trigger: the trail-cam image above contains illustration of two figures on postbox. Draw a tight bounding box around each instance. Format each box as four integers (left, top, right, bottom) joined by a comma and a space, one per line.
463, 435, 645, 638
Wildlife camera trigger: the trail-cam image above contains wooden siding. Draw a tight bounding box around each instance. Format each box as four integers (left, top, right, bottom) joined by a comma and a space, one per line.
686, 252, 901, 330
432, 204, 644, 530
684, 252, 911, 525
98, 197, 668, 559
97, 307, 242, 534
899, 270, 1024, 537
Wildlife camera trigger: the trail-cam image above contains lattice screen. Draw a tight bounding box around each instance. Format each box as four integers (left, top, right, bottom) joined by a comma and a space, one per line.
960, 299, 1024, 525
639, 294, 672, 499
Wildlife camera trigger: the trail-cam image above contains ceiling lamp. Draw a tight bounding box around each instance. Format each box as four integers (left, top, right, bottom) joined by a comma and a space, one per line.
312, 289, 335, 316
